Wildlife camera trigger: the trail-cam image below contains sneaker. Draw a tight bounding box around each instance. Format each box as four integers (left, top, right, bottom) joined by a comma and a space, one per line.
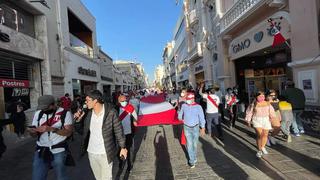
256, 151, 263, 158
294, 133, 301, 137
300, 130, 305, 134
287, 135, 292, 143
269, 137, 277, 145
261, 147, 268, 155
190, 164, 195, 169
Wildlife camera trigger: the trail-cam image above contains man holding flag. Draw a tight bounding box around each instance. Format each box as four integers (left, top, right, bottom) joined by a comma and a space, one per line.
178, 92, 205, 168
117, 95, 138, 172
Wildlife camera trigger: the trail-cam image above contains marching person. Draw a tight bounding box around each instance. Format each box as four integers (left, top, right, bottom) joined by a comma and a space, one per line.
117, 95, 138, 172
28, 95, 73, 180
178, 93, 206, 168
266, 90, 281, 145
60, 93, 72, 111
74, 90, 127, 180
199, 83, 223, 140
225, 88, 238, 128
245, 91, 276, 158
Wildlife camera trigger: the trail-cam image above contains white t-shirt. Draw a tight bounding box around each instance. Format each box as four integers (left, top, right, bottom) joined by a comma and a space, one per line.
202, 94, 220, 114
32, 107, 72, 154
87, 105, 106, 155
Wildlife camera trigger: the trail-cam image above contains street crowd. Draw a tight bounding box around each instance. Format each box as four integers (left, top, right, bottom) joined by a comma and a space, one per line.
0, 80, 307, 180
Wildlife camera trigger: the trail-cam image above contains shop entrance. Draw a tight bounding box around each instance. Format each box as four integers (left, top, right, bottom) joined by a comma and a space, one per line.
235, 46, 291, 104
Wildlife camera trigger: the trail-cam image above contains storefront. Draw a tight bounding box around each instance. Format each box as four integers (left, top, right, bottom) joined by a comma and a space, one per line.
177, 69, 189, 89
194, 60, 205, 86
228, 11, 291, 103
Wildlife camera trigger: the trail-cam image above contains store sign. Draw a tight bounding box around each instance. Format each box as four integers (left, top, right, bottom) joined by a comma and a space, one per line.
0, 79, 29, 87
101, 76, 113, 82
78, 67, 97, 77
254, 31, 264, 43
12, 88, 29, 97
231, 39, 251, 54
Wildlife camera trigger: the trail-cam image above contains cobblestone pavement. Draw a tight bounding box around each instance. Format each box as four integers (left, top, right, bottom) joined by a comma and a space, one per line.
0, 117, 319, 180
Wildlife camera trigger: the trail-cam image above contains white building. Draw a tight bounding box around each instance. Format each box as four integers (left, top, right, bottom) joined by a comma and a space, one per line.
56, 0, 100, 97
154, 65, 165, 88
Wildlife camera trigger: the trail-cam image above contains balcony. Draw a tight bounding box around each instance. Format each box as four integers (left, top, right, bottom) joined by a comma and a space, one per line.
220, 0, 266, 33
69, 33, 93, 58
188, 9, 199, 26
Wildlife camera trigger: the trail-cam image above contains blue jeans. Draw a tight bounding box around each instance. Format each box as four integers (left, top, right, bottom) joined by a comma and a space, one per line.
291, 110, 304, 134
32, 151, 68, 180
184, 124, 199, 165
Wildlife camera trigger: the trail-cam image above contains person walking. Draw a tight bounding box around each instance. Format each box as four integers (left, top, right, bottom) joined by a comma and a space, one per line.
199, 83, 223, 140
178, 93, 206, 168
74, 90, 127, 180
213, 85, 225, 122
117, 95, 138, 172
245, 91, 276, 158
60, 93, 72, 111
225, 88, 238, 128
266, 90, 281, 145
282, 81, 306, 136
278, 96, 293, 143
28, 95, 73, 180
11, 103, 26, 138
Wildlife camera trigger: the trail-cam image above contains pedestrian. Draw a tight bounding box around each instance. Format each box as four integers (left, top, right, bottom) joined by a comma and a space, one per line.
70, 94, 82, 114
282, 81, 306, 136
278, 95, 293, 143
28, 95, 73, 180
117, 95, 138, 172
178, 92, 206, 168
245, 91, 276, 158
0, 126, 6, 158
225, 88, 238, 128
266, 90, 281, 145
74, 90, 127, 180
60, 93, 72, 110
199, 83, 223, 140
11, 103, 26, 138
213, 85, 225, 122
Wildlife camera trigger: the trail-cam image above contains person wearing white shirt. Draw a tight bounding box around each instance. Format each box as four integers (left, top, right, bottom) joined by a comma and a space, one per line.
199, 83, 224, 140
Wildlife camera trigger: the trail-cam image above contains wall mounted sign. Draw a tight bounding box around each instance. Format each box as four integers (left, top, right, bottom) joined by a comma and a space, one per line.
231, 39, 251, 54
254, 31, 263, 43
78, 67, 97, 77
0, 78, 29, 87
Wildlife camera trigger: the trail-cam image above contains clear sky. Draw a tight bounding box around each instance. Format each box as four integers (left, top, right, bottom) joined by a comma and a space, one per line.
81, 0, 182, 82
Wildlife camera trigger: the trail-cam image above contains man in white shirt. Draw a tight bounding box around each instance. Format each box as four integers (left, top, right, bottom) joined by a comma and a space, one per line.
28, 95, 73, 180
74, 90, 127, 180
199, 83, 224, 140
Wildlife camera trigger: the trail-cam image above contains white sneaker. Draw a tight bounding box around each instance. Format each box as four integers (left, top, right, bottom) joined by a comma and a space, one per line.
300, 130, 305, 134
256, 151, 263, 158
261, 147, 268, 154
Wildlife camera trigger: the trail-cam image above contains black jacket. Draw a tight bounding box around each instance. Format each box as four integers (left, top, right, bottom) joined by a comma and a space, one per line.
79, 103, 126, 163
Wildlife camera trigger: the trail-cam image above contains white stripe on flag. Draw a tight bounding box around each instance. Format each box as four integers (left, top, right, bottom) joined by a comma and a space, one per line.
139, 101, 174, 115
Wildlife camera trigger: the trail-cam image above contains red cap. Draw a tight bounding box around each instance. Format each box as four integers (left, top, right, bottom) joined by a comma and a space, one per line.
186, 93, 195, 100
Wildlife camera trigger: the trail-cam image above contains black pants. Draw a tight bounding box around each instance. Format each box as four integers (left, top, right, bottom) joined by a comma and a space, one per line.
119, 134, 134, 169
228, 105, 238, 127
218, 104, 225, 122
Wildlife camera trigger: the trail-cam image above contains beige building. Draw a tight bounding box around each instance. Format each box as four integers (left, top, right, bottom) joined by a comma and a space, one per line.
215, 0, 320, 107
154, 65, 165, 88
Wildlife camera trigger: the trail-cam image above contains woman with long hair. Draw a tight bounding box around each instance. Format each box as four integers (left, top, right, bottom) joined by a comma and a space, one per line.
245, 91, 276, 158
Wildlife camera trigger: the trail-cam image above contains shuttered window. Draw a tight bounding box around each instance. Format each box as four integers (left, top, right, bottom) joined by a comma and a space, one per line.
0, 59, 29, 80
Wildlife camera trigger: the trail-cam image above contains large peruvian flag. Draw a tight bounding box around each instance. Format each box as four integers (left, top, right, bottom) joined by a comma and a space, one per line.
137, 101, 182, 126
136, 94, 186, 145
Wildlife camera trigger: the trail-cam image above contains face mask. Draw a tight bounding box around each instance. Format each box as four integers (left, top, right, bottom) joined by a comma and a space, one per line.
180, 92, 185, 97
186, 100, 192, 104
120, 101, 127, 107
257, 96, 265, 102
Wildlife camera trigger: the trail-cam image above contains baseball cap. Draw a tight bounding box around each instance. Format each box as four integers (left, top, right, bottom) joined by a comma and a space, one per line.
37, 95, 55, 110
186, 93, 195, 100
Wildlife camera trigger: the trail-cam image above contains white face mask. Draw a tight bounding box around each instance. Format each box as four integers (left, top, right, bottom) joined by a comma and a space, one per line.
186, 100, 192, 104
120, 101, 127, 107
180, 92, 185, 97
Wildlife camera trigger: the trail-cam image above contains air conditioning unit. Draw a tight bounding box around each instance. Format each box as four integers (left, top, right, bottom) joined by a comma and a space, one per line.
268, 0, 286, 8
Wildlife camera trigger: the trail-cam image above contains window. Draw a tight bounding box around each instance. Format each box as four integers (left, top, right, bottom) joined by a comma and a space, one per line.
0, 1, 35, 37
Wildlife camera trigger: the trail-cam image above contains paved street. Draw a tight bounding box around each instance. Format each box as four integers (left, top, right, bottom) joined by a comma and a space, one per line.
0, 117, 319, 180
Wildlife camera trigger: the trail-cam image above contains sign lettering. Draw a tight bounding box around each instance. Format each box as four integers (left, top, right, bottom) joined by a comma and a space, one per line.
232, 39, 251, 54
0, 79, 29, 88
